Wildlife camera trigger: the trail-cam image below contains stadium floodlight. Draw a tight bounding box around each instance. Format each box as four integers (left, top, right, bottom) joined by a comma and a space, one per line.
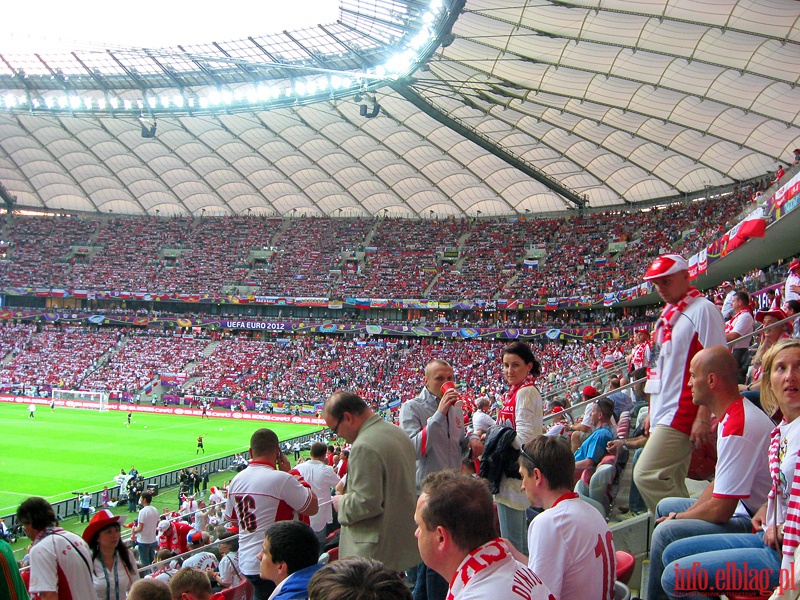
199, 97, 209, 108
124, 99, 132, 110
109, 97, 119, 109
385, 50, 416, 75
160, 96, 171, 108
172, 95, 184, 108
208, 91, 221, 106
294, 81, 306, 96
32, 99, 40, 108
97, 98, 106, 109
3, 95, 15, 108
221, 90, 233, 104
84, 97, 93, 109
422, 11, 436, 25
409, 30, 431, 52
147, 97, 157, 109
136, 99, 144, 109
430, 0, 444, 13
69, 96, 81, 109
45, 97, 55, 108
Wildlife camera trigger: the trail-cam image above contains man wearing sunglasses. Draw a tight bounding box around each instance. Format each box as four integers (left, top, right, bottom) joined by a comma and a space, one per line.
512, 436, 616, 600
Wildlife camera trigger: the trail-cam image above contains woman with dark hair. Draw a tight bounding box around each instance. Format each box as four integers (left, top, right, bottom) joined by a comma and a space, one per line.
83, 509, 139, 600
494, 341, 543, 555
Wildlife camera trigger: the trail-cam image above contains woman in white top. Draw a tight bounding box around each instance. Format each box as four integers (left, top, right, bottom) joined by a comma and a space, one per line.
494, 341, 544, 555
83, 510, 139, 600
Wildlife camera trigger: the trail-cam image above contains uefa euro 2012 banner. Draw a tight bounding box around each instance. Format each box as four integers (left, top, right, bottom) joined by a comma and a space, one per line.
0, 309, 635, 341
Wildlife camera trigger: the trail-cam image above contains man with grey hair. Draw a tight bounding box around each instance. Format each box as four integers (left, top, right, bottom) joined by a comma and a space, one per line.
322, 391, 419, 573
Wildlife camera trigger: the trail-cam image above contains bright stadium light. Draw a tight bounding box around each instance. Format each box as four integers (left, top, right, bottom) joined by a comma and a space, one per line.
109, 97, 119, 109
147, 97, 157, 109
69, 96, 81, 109
123, 99, 132, 110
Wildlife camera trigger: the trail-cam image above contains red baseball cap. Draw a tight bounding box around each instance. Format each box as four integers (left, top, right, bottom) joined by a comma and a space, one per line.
790, 259, 800, 272
643, 254, 689, 281
582, 386, 599, 399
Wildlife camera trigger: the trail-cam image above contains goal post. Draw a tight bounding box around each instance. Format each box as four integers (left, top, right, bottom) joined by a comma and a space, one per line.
51, 389, 110, 411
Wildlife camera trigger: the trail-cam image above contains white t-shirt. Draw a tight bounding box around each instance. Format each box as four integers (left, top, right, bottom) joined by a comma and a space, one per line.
29, 528, 95, 600
785, 272, 800, 303
527, 494, 615, 600
295, 459, 341, 533
713, 397, 773, 518
218, 552, 242, 588
91, 549, 139, 600
726, 311, 755, 350
182, 551, 218, 571
137, 504, 160, 544
223, 460, 314, 575
448, 538, 552, 600
471, 410, 495, 433
646, 297, 727, 433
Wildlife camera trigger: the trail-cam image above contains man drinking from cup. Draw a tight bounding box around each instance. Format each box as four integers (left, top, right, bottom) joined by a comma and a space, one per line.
400, 359, 483, 600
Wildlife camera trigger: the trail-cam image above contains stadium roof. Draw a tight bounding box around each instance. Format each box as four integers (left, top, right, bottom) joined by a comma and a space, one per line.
0, 0, 798, 218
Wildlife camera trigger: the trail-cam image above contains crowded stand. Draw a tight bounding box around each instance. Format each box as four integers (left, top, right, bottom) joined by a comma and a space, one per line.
0, 327, 120, 389
82, 332, 209, 393
248, 217, 373, 297
0, 214, 99, 288
68, 216, 193, 291
0, 179, 770, 303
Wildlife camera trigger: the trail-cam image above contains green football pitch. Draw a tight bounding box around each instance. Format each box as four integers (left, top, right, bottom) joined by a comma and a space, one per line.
0, 402, 323, 516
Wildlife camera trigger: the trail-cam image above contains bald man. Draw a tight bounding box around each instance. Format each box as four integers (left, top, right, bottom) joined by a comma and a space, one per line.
646, 346, 775, 600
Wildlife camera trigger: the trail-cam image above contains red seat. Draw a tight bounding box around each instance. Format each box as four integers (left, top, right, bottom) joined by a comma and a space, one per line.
326, 546, 339, 562
615, 550, 635, 585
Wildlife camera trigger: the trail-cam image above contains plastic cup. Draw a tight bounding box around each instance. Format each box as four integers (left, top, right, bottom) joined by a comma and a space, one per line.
440, 381, 456, 395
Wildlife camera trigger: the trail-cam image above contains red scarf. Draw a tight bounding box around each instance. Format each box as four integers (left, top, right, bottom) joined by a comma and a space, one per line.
646, 287, 703, 392
497, 374, 537, 430
725, 307, 753, 334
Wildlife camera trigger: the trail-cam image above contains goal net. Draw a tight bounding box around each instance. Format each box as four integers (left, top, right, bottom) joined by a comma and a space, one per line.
51, 389, 110, 411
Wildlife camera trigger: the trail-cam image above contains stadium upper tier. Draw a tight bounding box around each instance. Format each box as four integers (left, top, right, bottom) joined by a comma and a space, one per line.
0, 182, 763, 302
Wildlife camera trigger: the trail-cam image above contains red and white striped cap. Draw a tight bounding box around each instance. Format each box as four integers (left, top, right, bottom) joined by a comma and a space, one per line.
643, 254, 689, 281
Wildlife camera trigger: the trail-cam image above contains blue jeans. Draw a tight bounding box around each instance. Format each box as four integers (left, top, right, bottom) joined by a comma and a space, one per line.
138, 541, 158, 567
628, 448, 647, 514
647, 497, 753, 600
661, 530, 780, 600
413, 561, 448, 600
497, 503, 528, 556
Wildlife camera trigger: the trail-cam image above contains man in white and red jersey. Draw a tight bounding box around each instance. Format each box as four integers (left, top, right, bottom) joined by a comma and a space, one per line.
628, 328, 651, 374
157, 517, 193, 555
515, 436, 615, 600
725, 290, 755, 380
646, 346, 774, 600
414, 471, 552, 600
223, 428, 318, 600
634, 254, 727, 513
17, 496, 95, 600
